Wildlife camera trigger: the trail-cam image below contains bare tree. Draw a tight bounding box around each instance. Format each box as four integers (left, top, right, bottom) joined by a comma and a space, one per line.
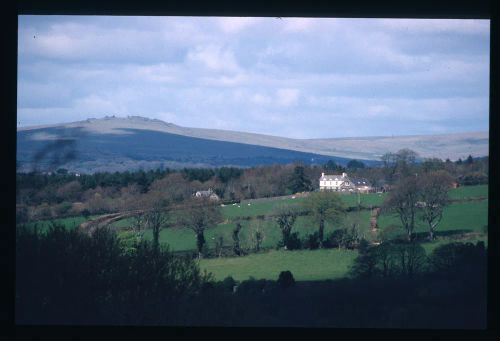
180, 198, 222, 259
144, 203, 170, 253
417, 170, 454, 240
381, 149, 419, 184
383, 176, 420, 242
303, 191, 346, 248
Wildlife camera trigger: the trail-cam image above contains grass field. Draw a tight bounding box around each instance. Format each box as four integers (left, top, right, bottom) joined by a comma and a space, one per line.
22, 215, 98, 233
22, 185, 488, 282
121, 209, 372, 252
198, 248, 359, 281
376, 200, 488, 240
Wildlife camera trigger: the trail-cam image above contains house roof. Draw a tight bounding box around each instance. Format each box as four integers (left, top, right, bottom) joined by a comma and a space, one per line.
350, 177, 372, 187
319, 174, 348, 181
196, 189, 214, 196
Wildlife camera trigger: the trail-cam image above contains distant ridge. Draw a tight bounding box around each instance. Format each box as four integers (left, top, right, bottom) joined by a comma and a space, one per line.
17, 115, 489, 162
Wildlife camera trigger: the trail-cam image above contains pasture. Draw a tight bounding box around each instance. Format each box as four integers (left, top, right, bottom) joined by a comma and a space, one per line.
198, 248, 359, 281
21, 185, 488, 282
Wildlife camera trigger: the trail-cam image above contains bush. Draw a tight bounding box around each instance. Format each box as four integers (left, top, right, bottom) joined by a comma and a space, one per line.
304, 232, 320, 250
277, 271, 295, 289
285, 232, 302, 250
54, 201, 73, 216
324, 229, 345, 248
16, 226, 206, 324
429, 241, 486, 278
237, 277, 269, 294
219, 276, 237, 292
82, 209, 91, 218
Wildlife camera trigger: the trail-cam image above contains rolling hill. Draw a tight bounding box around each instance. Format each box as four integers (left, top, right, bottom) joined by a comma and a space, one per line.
16, 116, 488, 173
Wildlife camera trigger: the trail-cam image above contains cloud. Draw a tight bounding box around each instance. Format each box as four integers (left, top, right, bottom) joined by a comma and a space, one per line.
17, 16, 490, 138
217, 17, 261, 33
276, 88, 300, 106
187, 45, 241, 72
379, 19, 490, 35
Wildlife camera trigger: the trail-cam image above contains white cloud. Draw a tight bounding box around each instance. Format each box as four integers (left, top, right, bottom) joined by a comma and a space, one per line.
217, 17, 261, 33
379, 19, 490, 35
276, 88, 300, 106
187, 45, 241, 72
282, 18, 315, 32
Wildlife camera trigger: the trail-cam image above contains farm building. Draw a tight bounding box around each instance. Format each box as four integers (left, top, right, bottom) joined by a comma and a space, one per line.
194, 188, 220, 201
349, 177, 374, 193
319, 172, 373, 193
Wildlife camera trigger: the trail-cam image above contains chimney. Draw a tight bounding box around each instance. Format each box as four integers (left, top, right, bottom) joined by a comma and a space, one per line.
321, 172, 324, 177
342, 172, 347, 178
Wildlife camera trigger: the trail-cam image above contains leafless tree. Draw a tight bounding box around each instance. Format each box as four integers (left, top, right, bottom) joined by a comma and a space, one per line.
144, 202, 170, 253
383, 176, 420, 242
417, 170, 454, 240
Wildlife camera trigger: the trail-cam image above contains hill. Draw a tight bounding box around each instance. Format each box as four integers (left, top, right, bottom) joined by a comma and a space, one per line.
17, 116, 488, 173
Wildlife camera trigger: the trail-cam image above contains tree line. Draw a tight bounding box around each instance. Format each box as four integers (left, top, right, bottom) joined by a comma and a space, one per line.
16, 150, 488, 223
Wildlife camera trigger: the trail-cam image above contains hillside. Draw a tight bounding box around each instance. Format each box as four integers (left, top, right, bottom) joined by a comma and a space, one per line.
17, 125, 356, 173
17, 116, 488, 173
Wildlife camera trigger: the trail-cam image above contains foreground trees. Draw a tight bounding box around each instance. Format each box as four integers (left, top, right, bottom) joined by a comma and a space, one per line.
303, 191, 346, 248
16, 225, 206, 324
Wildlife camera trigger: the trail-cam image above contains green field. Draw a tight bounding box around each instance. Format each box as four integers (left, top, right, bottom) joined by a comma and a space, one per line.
121, 209, 372, 252
448, 184, 488, 200
22, 215, 98, 233
199, 248, 359, 281
23, 185, 489, 282
377, 200, 488, 240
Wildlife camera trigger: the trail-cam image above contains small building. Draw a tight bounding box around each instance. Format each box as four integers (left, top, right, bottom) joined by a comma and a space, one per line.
194, 188, 220, 201
349, 177, 374, 193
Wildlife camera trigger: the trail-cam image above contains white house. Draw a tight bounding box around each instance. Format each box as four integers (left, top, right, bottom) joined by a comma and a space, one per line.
319, 172, 373, 193
194, 188, 220, 201
319, 172, 354, 192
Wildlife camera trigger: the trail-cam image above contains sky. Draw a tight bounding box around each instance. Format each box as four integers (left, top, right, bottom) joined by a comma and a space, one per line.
17, 16, 490, 138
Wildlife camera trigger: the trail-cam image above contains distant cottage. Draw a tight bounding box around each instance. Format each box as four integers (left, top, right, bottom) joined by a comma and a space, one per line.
319, 172, 373, 193
194, 188, 220, 201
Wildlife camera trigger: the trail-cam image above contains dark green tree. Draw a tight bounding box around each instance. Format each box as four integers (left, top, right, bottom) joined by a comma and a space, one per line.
232, 222, 242, 256
347, 159, 365, 169
288, 165, 312, 193
273, 204, 299, 249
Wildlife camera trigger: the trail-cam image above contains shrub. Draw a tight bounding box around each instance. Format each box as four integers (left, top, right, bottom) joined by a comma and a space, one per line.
82, 209, 91, 219
219, 276, 237, 292
285, 232, 302, 250
277, 270, 295, 289
304, 231, 320, 250
54, 201, 72, 216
